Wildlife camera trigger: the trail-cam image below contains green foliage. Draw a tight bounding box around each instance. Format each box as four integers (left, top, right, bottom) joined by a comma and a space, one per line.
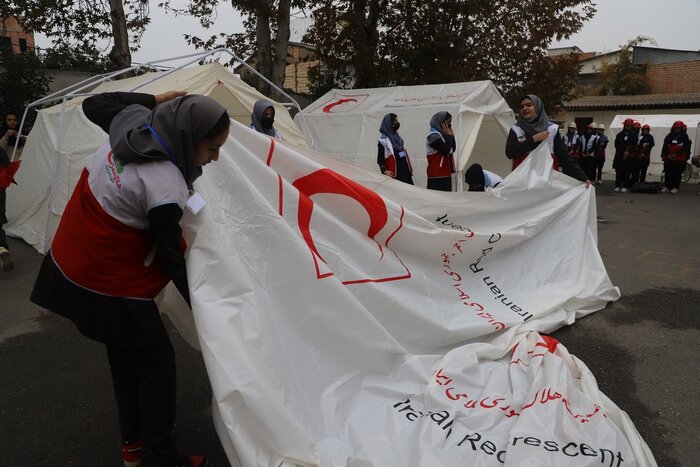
39, 43, 112, 74
0, 47, 51, 126
0, 0, 150, 70
596, 36, 655, 96
306, 0, 594, 91
597, 45, 651, 96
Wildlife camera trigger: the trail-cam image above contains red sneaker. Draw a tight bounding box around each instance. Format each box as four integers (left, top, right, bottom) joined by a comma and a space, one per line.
122, 440, 143, 467
175, 455, 209, 467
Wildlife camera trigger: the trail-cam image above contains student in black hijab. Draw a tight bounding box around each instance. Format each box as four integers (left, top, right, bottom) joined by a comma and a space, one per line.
377, 113, 413, 184
505, 95, 589, 186
250, 98, 283, 140
31, 90, 229, 467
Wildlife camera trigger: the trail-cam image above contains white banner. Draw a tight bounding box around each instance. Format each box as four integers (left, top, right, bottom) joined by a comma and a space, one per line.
160, 121, 655, 466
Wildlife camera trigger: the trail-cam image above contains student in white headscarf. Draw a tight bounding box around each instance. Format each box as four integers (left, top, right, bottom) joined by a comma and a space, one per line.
250, 98, 283, 140
31, 90, 229, 467
377, 113, 413, 184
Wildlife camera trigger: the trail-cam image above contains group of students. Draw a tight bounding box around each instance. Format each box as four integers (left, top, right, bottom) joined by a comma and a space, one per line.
376, 111, 457, 190
613, 118, 692, 193
11, 87, 696, 467
377, 97, 696, 196
376, 95, 595, 192
562, 121, 609, 184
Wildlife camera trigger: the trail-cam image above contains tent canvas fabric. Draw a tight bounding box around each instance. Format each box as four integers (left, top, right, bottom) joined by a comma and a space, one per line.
295, 82, 516, 189
5, 62, 308, 253
155, 120, 655, 466
605, 114, 700, 177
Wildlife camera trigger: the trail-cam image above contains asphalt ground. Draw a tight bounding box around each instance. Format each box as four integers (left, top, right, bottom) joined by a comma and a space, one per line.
1, 177, 698, 466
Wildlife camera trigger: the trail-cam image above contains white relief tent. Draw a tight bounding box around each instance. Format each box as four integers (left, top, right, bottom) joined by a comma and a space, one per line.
295, 81, 516, 189
6, 55, 309, 253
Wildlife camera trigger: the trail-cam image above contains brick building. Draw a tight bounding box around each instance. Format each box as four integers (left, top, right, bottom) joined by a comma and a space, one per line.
647, 60, 700, 94
0, 17, 35, 53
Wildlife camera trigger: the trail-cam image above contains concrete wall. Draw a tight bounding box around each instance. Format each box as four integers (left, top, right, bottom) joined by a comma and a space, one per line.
45, 69, 99, 94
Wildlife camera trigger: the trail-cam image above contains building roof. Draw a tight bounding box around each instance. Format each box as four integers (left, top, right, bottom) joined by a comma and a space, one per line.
564, 93, 700, 110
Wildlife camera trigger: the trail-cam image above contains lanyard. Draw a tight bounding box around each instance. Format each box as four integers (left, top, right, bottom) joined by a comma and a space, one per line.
145, 123, 178, 168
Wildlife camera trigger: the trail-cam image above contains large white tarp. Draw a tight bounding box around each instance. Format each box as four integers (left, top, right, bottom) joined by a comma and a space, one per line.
158, 120, 655, 466
294, 82, 515, 189
605, 114, 700, 176
5, 63, 308, 253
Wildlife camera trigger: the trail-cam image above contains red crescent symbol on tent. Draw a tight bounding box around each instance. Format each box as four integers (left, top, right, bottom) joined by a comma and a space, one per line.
322, 98, 358, 113
291, 168, 410, 284
293, 168, 388, 262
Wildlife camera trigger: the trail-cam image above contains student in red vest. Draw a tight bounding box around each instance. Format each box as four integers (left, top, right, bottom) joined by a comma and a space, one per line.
613, 118, 637, 192
660, 121, 691, 193
505, 95, 589, 185
377, 113, 413, 185
426, 111, 456, 191
594, 123, 609, 185
30, 91, 229, 467
632, 124, 655, 185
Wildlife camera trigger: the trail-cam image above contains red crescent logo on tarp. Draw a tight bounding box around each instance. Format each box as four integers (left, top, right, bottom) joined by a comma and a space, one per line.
265, 138, 410, 285
311, 93, 369, 114
291, 168, 410, 285
322, 98, 357, 113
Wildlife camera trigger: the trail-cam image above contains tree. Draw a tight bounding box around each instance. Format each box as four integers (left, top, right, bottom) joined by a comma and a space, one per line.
305, 0, 594, 101
503, 52, 583, 115
597, 37, 655, 96
176, 0, 301, 100
0, 46, 51, 124
0, 0, 150, 70
304, 0, 388, 89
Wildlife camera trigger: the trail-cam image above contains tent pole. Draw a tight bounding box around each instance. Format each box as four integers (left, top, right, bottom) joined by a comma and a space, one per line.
43, 98, 69, 253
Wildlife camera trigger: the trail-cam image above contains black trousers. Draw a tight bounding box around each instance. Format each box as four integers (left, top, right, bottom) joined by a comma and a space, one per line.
580, 157, 597, 182
427, 176, 452, 191
595, 158, 605, 181
614, 158, 632, 188
31, 253, 178, 467
665, 160, 685, 189
0, 188, 8, 249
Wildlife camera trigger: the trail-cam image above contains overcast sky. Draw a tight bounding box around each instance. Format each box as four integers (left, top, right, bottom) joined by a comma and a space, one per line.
36, 0, 700, 65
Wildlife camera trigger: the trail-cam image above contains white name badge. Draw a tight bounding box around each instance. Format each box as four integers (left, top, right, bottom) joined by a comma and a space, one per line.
398, 150, 407, 159
186, 192, 206, 215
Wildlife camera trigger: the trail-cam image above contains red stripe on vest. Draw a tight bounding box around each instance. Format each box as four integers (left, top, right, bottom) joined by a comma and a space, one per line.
426, 153, 455, 178
51, 168, 171, 299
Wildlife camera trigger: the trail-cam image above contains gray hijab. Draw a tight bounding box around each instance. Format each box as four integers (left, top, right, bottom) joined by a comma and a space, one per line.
251, 99, 277, 137
515, 94, 550, 136
430, 111, 452, 138
109, 95, 227, 189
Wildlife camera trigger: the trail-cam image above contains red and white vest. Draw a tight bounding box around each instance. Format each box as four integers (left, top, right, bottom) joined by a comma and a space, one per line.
379, 135, 413, 177
51, 142, 189, 299
426, 129, 455, 178
510, 123, 560, 171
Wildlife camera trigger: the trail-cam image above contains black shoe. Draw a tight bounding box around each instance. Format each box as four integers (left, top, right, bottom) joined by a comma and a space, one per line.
0, 247, 14, 272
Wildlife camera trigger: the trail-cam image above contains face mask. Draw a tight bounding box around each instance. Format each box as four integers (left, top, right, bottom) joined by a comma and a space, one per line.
261, 116, 274, 129
392, 122, 400, 131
